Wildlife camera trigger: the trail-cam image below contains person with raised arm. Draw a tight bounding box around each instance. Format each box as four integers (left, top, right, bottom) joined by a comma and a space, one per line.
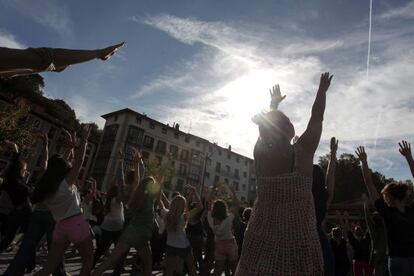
0, 139, 31, 252
93, 149, 126, 267
92, 151, 159, 276
207, 183, 241, 276
312, 136, 338, 276
31, 124, 93, 276
159, 185, 203, 276
356, 146, 414, 275
0, 42, 124, 78
236, 72, 333, 275
398, 140, 414, 178
3, 132, 67, 276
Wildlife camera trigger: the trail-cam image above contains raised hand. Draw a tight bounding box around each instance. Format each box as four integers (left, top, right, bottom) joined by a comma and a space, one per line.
98, 42, 125, 61
269, 84, 286, 110
355, 146, 368, 163
130, 146, 142, 162
318, 72, 333, 94
330, 137, 338, 157
399, 140, 412, 159
80, 124, 92, 142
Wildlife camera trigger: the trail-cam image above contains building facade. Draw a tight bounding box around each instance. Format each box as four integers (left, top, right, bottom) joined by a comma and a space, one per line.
92, 108, 257, 203
0, 95, 97, 185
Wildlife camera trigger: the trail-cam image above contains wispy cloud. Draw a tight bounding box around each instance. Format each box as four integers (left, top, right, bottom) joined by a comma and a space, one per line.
0, 30, 24, 48
129, 7, 414, 180
378, 1, 414, 20
2, 0, 73, 37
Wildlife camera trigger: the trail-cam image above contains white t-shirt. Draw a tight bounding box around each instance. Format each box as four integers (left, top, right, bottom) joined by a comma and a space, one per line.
44, 179, 82, 221
81, 201, 97, 222
208, 212, 235, 240
101, 198, 124, 232
161, 208, 190, 248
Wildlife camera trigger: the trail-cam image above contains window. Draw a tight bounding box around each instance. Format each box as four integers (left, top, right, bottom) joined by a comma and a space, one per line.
215, 162, 221, 172
214, 175, 220, 183
178, 164, 187, 176
234, 169, 239, 178
176, 179, 184, 192
196, 140, 200, 147
162, 127, 167, 134
136, 116, 141, 124
226, 165, 230, 173
209, 146, 213, 152
243, 171, 247, 178
224, 178, 229, 184
245, 160, 248, 166
205, 172, 210, 179
236, 157, 240, 163
242, 184, 246, 191
233, 181, 239, 191
126, 126, 144, 145
227, 153, 231, 160
149, 122, 155, 129
185, 135, 190, 143
155, 140, 167, 154
169, 145, 179, 159
180, 149, 189, 161
241, 196, 246, 202
143, 135, 154, 149
174, 132, 179, 139
155, 156, 163, 166
218, 149, 222, 156
33, 119, 41, 129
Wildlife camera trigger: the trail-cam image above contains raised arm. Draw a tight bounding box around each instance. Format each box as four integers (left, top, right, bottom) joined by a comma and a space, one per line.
229, 184, 241, 214
0, 42, 125, 78
326, 137, 338, 207
355, 146, 379, 201
130, 147, 143, 188
398, 140, 414, 178
38, 134, 49, 173
66, 124, 91, 185
298, 72, 333, 153
186, 185, 204, 219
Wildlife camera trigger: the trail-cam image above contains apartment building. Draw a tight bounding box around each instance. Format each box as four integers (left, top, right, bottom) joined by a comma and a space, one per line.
0, 95, 97, 184
92, 108, 256, 202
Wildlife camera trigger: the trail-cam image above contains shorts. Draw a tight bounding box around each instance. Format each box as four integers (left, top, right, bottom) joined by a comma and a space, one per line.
120, 224, 151, 249
53, 213, 91, 244
215, 239, 238, 261
166, 245, 192, 258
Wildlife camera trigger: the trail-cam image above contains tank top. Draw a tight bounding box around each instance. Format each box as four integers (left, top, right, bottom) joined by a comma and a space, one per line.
44, 179, 82, 221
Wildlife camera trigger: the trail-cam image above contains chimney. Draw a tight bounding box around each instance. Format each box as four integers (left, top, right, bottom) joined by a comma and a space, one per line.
175, 123, 180, 131
228, 145, 232, 151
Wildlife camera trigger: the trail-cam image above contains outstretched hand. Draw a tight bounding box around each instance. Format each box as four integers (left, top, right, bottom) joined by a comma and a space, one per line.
330, 137, 338, 156
355, 146, 368, 163
318, 72, 333, 93
130, 146, 142, 162
98, 42, 125, 61
399, 140, 412, 159
269, 84, 286, 110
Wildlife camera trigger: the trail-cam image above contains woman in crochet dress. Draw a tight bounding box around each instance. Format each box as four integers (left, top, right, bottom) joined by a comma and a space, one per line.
236, 72, 333, 275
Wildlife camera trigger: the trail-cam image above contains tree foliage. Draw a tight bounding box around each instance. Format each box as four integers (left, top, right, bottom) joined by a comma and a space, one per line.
318, 153, 393, 203
0, 103, 36, 150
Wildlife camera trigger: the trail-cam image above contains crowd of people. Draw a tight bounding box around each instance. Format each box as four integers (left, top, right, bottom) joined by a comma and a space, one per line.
0, 45, 414, 275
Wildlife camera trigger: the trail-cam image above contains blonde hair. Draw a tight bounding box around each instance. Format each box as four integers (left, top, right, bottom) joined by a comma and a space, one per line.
166, 195, 186, 232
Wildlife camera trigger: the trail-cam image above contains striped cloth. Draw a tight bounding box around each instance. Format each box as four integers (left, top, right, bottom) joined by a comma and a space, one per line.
236, 173, 324, 276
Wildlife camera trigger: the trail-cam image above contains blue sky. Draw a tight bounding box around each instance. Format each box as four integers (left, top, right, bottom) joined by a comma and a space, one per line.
1, 0, 414, 181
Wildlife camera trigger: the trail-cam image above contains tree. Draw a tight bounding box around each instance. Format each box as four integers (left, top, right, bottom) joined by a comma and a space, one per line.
0, 103, 36, 150
318, 153, 389, 203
